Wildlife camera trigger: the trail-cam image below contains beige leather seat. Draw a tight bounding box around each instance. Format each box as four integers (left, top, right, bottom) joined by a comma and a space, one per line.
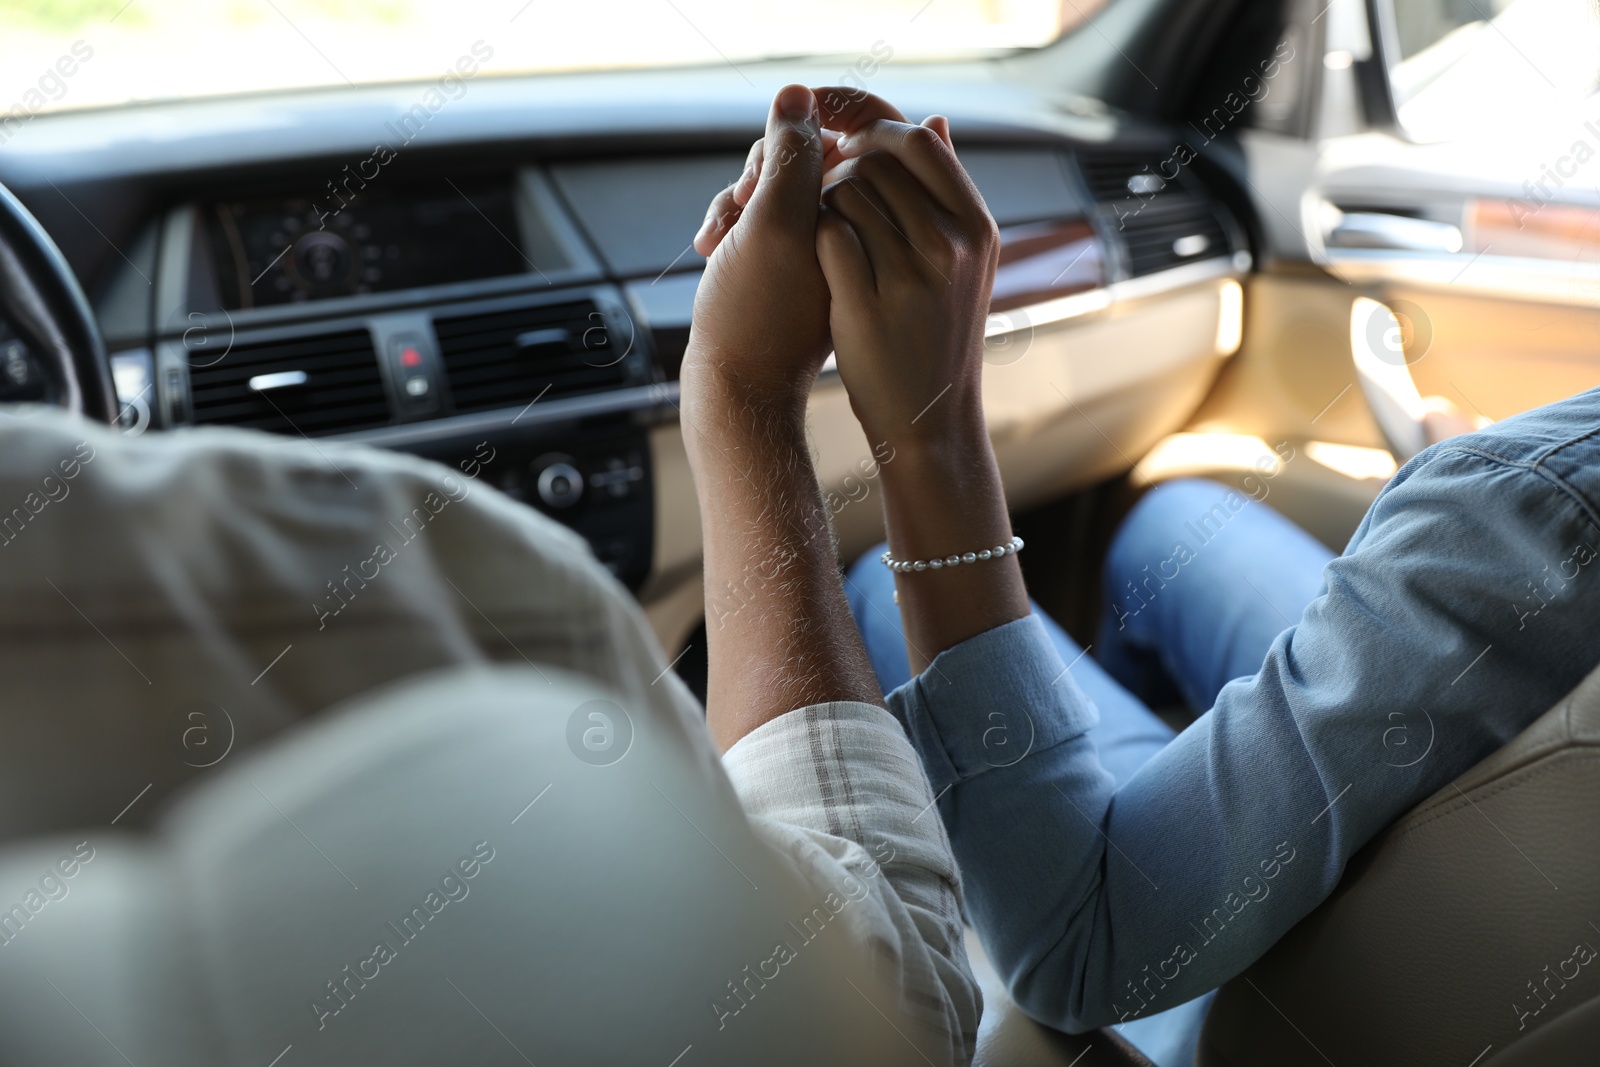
1199, 661, 1600, 1066
0, 667, 920, 1067
968, 931, 1156, 1066
966, 662, 1600, 1067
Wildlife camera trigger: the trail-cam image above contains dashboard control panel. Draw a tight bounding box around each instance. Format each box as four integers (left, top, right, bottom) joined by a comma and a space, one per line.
404, 419, 653, 590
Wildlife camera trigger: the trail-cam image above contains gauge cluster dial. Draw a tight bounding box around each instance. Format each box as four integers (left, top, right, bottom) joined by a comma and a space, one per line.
208, 178, 527, 310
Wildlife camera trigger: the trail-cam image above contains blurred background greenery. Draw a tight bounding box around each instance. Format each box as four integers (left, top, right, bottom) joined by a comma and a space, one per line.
0, 0, 133, 30
0, 0, 422, 30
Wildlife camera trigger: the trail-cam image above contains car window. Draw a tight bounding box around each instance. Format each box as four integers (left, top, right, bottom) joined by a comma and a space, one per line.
0, 0, 1112, 116
1389, 0, 1600, 140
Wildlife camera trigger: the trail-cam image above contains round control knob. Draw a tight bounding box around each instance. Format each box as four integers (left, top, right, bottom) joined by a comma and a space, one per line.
536, 461, 584, 509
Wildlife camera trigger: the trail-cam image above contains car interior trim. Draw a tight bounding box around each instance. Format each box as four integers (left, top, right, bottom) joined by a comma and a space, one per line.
1324, 249, 1600, 308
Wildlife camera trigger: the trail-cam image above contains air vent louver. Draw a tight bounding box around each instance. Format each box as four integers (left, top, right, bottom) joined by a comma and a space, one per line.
1079, 152, 1182, 204
188, 329, 390, 435
1078, 153, 1233, 277
1120, 198, 1231, 277
434, 299, 625, 413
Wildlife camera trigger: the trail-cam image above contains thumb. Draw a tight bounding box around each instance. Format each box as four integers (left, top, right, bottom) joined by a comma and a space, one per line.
745, 84, 823, 231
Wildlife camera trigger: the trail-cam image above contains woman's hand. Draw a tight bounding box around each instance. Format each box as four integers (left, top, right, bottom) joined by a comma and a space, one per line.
682, 84, 832, 420
811, 88, 1028, 673
812, 88, 999, 453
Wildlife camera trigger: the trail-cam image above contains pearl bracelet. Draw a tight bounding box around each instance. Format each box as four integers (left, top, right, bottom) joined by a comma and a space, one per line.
881, 535, 1024, 575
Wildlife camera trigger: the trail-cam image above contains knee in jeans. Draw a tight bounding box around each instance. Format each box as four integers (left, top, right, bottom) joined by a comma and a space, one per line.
1103, 479, 1233, 622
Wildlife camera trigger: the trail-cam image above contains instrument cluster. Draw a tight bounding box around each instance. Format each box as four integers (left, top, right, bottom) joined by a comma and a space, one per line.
207, 179, 528, 310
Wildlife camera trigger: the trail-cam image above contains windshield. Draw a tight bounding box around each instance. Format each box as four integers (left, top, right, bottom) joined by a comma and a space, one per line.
0, 0, 1096, 116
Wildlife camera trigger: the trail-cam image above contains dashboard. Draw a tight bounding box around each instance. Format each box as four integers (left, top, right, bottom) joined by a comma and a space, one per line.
0, 64, 1253, 620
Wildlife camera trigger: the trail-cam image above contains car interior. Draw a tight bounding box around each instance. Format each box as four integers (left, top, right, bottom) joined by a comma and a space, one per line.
2, 0, 1599, 1063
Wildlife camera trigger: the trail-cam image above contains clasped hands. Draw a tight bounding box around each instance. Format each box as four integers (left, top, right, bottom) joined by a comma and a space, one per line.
680, 83, 999, 457
682, 85, 1028, 732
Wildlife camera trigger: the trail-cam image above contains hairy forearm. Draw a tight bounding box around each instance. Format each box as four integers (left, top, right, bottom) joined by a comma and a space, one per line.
876, 402, 1030, 675
683, 369, 883, 751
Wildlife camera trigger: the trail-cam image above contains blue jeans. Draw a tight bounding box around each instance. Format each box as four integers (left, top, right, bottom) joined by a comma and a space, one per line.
844, 479, 1335, 1067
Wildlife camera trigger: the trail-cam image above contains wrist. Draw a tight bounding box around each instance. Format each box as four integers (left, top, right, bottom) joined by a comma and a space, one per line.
851, 377, 987, 458
682, 341, 819, 415
875, 419, 1012, 553
875, 412, 996, 489
680, 352, 811, 452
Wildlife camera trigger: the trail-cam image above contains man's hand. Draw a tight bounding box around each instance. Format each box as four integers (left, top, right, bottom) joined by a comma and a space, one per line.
682, 84, 831, 417
679, 85, 883, 749
812, 88, 999, 452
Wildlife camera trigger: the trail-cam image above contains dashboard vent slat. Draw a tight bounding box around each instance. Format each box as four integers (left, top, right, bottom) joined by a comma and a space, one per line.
1078, 152, 1182, 205
187, 329, 390, 436
434, 299, 625, 413
1118, 199, 1230, 277
1077, 152, 1234, 278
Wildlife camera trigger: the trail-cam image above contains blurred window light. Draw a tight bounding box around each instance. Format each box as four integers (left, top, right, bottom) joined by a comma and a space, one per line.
1305, 440, 1399, 481
1215, 279, 1244, 356
1132, 432, 1283, 486
0, 0, 1090, 114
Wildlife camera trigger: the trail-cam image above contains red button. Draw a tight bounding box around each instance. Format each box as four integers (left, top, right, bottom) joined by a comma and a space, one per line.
401, 346, 421, 367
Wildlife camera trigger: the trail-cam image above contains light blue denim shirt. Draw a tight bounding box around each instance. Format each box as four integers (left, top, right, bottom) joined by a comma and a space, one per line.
887, 387, 1600, 1032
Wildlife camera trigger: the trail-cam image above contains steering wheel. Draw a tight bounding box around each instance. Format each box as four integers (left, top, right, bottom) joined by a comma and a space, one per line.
0, 179, 118, 422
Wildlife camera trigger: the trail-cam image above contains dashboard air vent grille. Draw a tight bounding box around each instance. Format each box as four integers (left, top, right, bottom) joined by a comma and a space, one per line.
1077, 152, 1233, 277
434, 299, 624, 413
1121, 198, 1231, 277
188, 329, 390, 435
1078, 152, 1183, 205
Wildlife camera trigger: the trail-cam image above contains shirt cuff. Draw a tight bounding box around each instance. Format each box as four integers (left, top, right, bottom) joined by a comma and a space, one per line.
886, 614, 1099, 795
721, 701, 932, 830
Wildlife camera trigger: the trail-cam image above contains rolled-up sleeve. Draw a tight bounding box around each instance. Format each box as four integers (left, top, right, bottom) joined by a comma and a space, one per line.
723, 701, 981, 1066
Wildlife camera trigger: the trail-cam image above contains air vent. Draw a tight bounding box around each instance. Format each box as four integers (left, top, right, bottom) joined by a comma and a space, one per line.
1078, 152, 1183, 205
187, 329, 390, 435
434, 299, 625, 413
1121, 198, 1231, 277
1077, 152, 1233, 277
